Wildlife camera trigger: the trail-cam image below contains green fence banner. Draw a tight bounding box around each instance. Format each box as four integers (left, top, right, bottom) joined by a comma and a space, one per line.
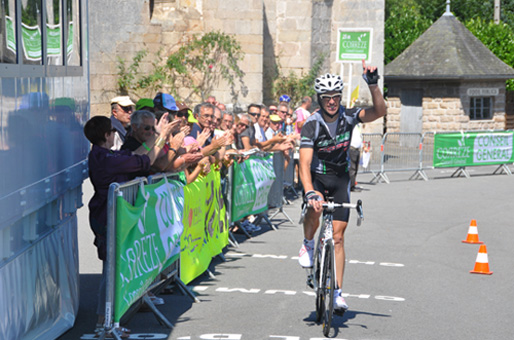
433, 131, 514, 168
231, 154, 275, 222
115, 179, 184, 322
180, 168, 228, 284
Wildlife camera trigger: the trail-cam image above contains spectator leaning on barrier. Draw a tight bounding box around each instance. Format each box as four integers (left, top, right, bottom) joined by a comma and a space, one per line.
110, 96, 135, 151
221, 111, 234, 131
189, 102, 230, 157
240, 104, 261, 150
153, 92, 179, 122
266, 114, 282, 140
84, 115, 176, 337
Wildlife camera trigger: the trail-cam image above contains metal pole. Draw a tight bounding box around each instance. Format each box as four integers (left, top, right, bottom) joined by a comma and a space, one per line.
494, 0, 500, 24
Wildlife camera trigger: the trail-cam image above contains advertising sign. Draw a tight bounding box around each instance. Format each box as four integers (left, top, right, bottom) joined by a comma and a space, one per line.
433, 131, 514, 168
337, 28, 373, 63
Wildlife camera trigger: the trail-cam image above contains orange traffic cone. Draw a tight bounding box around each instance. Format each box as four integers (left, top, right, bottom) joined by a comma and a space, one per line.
470, 244, 493, 275
462, 219, 483, 244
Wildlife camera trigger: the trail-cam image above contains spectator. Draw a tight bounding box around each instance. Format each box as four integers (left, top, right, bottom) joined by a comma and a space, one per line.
153, 92, 179, 122
213, 106, 223, 130
188, 102, 229, 156
266, 114, 283, 140
277, 103, 289, 133
240, 104, 261, 150
176, 102, 192, 128
294, 96, 312, 134
110, 96, 135, 150
217, 102, 226, 111
84, 115, 174, 337
233, 114, 251, 150
279, 94, 291, 106
135, 98, 155, 112
207, 95, 217, 105
221, 111, 235, 131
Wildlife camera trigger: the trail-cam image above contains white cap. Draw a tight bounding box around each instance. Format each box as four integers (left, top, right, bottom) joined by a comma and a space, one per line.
111, 96, 135, 107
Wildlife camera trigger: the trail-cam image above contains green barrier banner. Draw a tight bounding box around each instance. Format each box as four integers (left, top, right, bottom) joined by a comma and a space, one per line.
433, 131, 514, 168
231, 154, 275, 222
115, 179, 184, 322
181, 168, 228, 284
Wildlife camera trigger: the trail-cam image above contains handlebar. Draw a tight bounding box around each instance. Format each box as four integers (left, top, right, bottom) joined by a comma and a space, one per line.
299, 199, 364, 226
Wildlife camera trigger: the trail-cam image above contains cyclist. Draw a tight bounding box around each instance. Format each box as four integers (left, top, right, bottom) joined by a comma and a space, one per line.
298, 60, 386, 313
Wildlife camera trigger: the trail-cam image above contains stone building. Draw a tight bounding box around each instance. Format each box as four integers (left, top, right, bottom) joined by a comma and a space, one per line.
385, 10, 514, 134
89, 0, 385, 130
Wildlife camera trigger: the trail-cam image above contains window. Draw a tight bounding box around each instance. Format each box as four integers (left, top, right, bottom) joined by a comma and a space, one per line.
469, 97, 492, 120
0, 0, 82, 75
1, 0, 17, 63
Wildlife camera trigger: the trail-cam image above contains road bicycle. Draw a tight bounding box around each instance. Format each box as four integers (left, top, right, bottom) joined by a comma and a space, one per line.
300, 198, 364, 337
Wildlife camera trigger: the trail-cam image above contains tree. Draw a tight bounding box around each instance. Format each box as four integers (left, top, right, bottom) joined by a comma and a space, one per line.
117, 31, 245, 103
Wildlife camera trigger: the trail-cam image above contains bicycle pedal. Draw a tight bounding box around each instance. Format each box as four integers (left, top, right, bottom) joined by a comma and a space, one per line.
334, 308, 346, 316
306, 274, 314, 289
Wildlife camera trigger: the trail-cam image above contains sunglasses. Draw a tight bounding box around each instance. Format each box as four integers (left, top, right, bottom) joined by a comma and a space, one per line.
320, 93, 342, 101
176, 111, 188, 118
249, 112, 260, 117
120, 105, 133, 113
143, 125, 155, 131
237, 122, 248, 128
279, 110, 288, 114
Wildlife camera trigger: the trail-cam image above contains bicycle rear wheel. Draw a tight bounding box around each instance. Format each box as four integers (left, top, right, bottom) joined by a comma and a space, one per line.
314, 241, 323, 322
322, 241, 335, 337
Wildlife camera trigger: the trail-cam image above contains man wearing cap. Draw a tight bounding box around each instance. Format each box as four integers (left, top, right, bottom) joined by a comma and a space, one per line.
266, 114, 283, 141
136, 98, 155, 112
110, 96, 135, 150
153, 93, 178, 122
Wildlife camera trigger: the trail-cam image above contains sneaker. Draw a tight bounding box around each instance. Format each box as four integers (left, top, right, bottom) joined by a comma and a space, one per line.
241, 220, 261, 233
334, 294, 349, 312
298, 243, 314, 268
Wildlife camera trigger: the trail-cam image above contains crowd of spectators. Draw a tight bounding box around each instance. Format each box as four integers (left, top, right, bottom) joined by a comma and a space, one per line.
83, 92, 312, 337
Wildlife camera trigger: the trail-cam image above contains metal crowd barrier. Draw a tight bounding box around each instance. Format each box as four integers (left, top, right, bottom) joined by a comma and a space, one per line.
147, 173, 201, 302
267, 151, 294, 225
101, 177, 175, 339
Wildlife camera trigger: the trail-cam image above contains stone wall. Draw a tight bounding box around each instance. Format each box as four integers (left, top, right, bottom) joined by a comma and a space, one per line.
89, 0, 385, 117
386, 80, 507, 133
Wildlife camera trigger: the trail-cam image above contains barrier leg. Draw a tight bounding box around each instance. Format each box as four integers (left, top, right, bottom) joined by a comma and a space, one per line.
233, 221, 252, 239
493, 164, 512, 175
451, 167, 470, 178
254, 212, 277, 230
206, 269, 216, 279
409, 169, 429, 181
228, 230, 239, 247
269, 206, 294, 225
142, 295, 174, 329
174, 278, 201, 303
217, 252, 226, 262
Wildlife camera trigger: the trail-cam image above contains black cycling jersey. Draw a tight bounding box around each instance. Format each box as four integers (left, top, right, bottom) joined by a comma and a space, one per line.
300, 106, 362, 175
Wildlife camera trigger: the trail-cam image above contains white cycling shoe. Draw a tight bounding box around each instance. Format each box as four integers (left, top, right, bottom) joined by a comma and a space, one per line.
298, 243, 314, 268
334, 293, 349, 313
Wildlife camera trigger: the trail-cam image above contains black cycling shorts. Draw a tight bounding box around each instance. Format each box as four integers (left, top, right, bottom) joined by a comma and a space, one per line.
310, 171, 351, 222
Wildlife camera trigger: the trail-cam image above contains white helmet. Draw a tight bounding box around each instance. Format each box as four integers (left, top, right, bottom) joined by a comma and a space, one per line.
314, 73, 344, 94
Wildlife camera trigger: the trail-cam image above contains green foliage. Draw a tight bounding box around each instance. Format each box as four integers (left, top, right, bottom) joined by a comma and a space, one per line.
271, 55, 325, 108
465, 17, 514, 90
116, 31, 245, 102
385, 0, 432, 65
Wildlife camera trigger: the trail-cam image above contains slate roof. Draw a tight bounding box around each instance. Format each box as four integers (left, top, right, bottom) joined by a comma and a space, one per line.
385, 13, 514, 80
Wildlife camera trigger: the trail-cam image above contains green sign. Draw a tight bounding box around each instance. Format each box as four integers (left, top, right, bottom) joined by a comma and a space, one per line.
433, 131, 514, 168
231, 154, 275, 222
115, 179, 184, 322
337, 28, 372, 62
21, 23, 42, 60
181, 167, 228, 284
5, 16, 16, 52
47, 24, 62, 56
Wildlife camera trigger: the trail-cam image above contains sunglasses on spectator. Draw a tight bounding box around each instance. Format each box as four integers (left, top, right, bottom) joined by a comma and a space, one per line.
320, 93, 342, 101
271, 121, 281, 125
249, 112, 260, 117
237, 122, 248, 128
120, 105, 133, 113
143, 125, 155, 131
279, 110, 288, 114
176, 111, 188, 118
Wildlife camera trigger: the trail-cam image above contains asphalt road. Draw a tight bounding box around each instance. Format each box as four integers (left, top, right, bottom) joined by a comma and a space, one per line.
60, 166, 514, 340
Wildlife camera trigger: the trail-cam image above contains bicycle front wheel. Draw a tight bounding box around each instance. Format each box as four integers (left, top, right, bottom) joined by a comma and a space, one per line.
322, 240, 335, 337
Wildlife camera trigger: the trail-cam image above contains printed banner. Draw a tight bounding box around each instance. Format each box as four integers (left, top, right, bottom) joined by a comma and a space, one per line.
114, 179, 184, 322
433, 131, 514, 168
180, 168, 228, 284
231, 154, 276, 222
